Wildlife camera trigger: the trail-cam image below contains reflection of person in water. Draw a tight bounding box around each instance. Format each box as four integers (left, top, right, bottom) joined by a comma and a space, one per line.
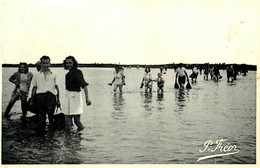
113, 93, 125, 111
175, 89, 188, 112
112, 93, 125, 120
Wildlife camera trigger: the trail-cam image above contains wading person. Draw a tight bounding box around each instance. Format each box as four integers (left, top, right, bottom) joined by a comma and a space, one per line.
213, 65, 221, 82
190, 65, 199, 83
154, 73, 165, 94
203, 63, 209, 80
63, 56, 91, 134
175, 63, 190, 89
108, 65, 125, 92
226, 65, 234, 82
140, 66, 153, 93
4, 63, 33, 118
30, 56, 60, 130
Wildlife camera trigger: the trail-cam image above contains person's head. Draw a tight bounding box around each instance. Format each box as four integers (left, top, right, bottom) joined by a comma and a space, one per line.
114, 65, 120, 72
179, 63, 183, 68
18, 62, 29, 73
36, 61, 41, 71
145, 66, 150, 73
63, 56, 78, 70
40, 55, 51, 70
158, 73, 162, 77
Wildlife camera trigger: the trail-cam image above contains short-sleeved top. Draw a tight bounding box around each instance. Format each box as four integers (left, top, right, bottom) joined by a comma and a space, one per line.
66, 69, 89, 92
114, 70, 125, 85
176, 67, 186, 76
192, 67, 199, 74
31, 70, 58, 95
143, 72, 153, 86
9, 72, 33, 92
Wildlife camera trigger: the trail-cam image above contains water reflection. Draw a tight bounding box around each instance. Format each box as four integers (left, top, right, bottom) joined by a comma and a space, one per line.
157, 93, 164, 102
175, 89, 189, 112
112, 93, 126, 121
157, 93, 165, 112
140, 92, 153, 112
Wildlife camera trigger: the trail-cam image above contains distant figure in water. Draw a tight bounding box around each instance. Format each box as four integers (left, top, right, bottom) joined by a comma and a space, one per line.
63, 56, 91, 134
108, 65, 126, 92
189, 66, 199, 83
226, 65, 234, 82
4, 63, 33, 118
175, 63, 190, 89
212, 65, 221, 82
160, 66, 166, 74
154, 73, 165, 94
140, 66, 153, 93
203, 63, 209, 80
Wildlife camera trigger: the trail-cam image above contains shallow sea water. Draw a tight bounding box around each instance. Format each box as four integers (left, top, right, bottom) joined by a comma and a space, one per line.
1, 67, 256, 164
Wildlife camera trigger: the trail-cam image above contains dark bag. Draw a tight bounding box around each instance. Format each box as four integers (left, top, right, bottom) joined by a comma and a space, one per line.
26, 98, 34, 113
186, 82, 192, 89
174, 83, 179, 89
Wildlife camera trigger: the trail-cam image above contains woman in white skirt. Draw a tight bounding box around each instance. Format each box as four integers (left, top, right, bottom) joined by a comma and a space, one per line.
63, 56, 91, 134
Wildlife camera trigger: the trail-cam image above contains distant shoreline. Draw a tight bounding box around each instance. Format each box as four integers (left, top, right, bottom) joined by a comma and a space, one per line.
1, 63, 257, 71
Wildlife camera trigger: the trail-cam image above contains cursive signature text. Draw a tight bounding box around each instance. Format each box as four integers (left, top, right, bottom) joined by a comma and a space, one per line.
197, 139, 240, 161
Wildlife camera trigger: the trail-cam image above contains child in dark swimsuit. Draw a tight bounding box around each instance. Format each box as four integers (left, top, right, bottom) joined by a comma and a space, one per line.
154, 73, 165, 94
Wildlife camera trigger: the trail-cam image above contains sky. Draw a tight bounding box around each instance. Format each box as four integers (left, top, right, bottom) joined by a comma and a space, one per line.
1, 0, 260, 65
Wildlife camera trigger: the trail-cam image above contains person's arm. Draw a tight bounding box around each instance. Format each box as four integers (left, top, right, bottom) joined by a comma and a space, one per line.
140, 78, 144, 88
184, 71, 190, 83
83, 86, 91, 105
9, 73, 19, 86
109, 78, 115, 86
30, 86, 37, 106
55, 85, 61, 107
121, 72, 126, 85
28, 73, 33, 89
175, 72, 179, 83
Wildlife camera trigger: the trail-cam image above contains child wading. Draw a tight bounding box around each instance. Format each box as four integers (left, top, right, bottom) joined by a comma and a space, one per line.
140, 66, 153, 93
154, 73, 165, 94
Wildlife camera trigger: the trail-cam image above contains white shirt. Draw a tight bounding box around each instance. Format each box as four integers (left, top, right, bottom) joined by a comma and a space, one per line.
176, 67, 186, 76
20, 73, 29, 92
114, 70, 125, 85
31, 70, 58, 95
143, 72, 153, 86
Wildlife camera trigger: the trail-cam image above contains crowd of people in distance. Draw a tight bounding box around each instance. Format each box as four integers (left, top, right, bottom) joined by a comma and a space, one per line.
3, 58, 249, 135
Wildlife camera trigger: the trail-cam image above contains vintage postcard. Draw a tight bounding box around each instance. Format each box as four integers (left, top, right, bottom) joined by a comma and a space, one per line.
1, 0, 259, 168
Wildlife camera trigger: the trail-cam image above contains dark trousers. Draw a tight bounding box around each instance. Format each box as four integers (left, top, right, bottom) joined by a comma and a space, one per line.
34, 92, 56, 127
4, 90, 28, 117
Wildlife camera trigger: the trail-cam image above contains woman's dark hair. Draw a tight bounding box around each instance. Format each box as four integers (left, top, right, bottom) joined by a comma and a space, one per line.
18, 62, 29, 73
63, 56, 78, 70
145, 66, 151, 72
